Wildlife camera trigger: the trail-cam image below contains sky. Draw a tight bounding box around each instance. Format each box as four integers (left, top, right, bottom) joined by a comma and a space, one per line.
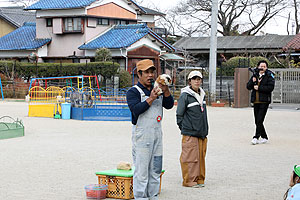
141, 0, 296, 36
0, 0, 296, 36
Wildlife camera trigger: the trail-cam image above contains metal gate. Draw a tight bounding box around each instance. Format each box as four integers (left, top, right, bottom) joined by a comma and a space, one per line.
272, 69, 300, 104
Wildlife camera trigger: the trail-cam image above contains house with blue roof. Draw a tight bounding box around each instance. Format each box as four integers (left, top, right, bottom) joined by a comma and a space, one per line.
0, 6, 36, 37
0, 22, 50, 60
0, 0, 174, 74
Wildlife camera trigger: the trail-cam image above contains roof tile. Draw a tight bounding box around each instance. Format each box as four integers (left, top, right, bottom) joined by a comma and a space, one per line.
79, 24, 174, 50
174, 35, 294, 50
26, 0, 145, 12
0, 7, 35, 28
79, 24, 147, 49
0, 23, 51, 50
26, 0, 97, 10
284, 33, 300, 50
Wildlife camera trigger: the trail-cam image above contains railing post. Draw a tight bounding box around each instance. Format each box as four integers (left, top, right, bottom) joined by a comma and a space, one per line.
280, 71, 283, 104
0, 77, 4, 100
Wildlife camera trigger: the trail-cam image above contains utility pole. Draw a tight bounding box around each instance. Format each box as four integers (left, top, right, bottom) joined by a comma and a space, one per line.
184, 48, 187, 85
209, 0, 218, 102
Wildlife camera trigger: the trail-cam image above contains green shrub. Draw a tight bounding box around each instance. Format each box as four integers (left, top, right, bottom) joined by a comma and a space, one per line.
0, 61, 120, 79
118, 69, 131, 88
289, 60, 300, 68
270, 58, 289, 68
95, 48, 112, 62
250, 57, 270, 68
220, 56, 270, 76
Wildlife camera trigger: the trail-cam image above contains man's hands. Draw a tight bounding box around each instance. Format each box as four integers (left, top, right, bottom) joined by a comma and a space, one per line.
253, 77, 261, 90
159, 83, 171, 97
146, 86, 159, 106
146, 84, 171, 106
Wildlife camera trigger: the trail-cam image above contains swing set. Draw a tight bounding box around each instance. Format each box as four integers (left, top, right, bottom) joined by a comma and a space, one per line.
28, 75, 101, 117
0, 77, 3, 100
28, 75, 101, 103
27, 75, 131, 121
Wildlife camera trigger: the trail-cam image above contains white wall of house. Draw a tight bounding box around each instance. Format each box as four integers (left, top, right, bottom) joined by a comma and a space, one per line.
137, 15, 154, 23
87, 0, 137, 15
36, 18, 52, 39
80, 59, 90, 63
84, 49, 123, 57
37, 45, 48, 57
128, 36, 161, 52
0, 50, 33, 58
36, 9, 86, 18
111, 49, 123, 57
36, 17, 86, 57
47, 34, 86, 57
85, 20, 111, 42
85, 50, 95, 57
87, 18, 97, 27
36, 16, 113, 57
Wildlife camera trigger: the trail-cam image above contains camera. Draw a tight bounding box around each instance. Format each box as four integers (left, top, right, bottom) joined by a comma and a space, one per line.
248, 67, 260, 85
248, 67, 260, 76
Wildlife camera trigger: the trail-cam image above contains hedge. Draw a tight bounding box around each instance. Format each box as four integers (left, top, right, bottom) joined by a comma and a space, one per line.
0, 61, 120, 80
218, 56, 270, 76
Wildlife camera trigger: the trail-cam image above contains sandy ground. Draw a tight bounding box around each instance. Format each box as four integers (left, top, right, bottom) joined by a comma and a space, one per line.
0, 101, 299, 200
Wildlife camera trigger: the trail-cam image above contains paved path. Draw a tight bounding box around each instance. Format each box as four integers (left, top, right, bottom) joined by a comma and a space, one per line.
0, 102, 299, 200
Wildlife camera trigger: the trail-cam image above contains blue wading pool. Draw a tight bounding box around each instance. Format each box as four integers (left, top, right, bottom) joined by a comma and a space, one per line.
71, 105, 131, 121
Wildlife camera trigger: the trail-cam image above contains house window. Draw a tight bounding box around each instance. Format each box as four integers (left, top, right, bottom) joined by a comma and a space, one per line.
115, 20, 128, 25
97, 18, 109, 25
64, 18, 82, 32
46, 18, 52, 27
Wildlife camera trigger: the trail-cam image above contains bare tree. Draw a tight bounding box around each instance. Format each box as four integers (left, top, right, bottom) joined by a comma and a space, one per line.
155, 11, 177, 36
144, 3, 209, 37
156, 10, 210, 37
172, 0, 288, 36
287, 12, 291, 35
293, 0, 300, 34
135, 0, 145, 4
8, 0, 38, 7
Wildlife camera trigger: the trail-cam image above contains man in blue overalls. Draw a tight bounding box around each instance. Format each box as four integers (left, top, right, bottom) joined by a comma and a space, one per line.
126, 59, 174, 200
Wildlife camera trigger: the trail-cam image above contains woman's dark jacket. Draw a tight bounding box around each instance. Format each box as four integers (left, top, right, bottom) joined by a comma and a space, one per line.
246, 69, 275, 103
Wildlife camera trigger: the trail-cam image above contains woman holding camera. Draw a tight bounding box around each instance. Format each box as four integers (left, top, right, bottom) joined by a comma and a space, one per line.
246, 60, 275, 145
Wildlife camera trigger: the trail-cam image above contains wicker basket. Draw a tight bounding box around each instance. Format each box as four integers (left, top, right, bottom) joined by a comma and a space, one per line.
96, 168, 164, 199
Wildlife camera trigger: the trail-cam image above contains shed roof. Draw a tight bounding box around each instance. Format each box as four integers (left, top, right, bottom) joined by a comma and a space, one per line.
79, 24, 174, 51
174, 35, 295, 52
0, 7, 35, 28
284, 33, 300, 50
0, 23, 51, 50
160, 53, 184, 61
140, 6, 165, 16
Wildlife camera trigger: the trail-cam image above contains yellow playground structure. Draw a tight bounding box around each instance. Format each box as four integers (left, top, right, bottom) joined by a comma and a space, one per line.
28, 75, 100, 118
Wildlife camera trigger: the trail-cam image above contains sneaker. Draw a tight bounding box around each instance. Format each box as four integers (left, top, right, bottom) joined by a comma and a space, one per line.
251, 138, 259, 145
259, 138, 268, 144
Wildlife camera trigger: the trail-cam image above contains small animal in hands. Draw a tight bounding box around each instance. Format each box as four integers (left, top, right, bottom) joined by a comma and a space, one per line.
154, 74, 172, 95
117, 161, 132, 170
